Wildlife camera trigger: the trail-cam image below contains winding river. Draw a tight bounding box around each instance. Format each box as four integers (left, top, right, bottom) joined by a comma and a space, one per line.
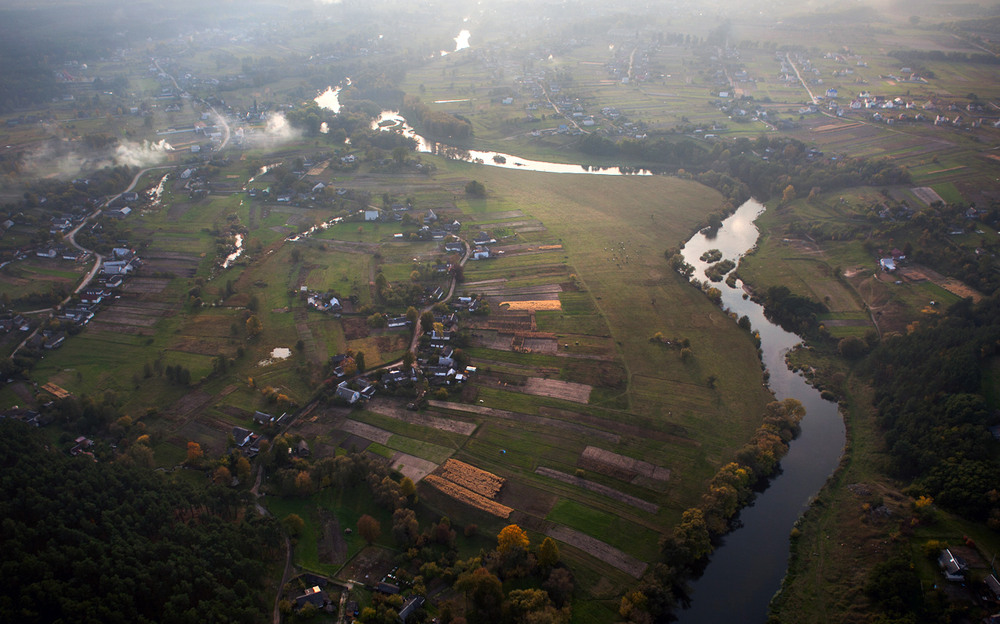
675, 200, 846, 624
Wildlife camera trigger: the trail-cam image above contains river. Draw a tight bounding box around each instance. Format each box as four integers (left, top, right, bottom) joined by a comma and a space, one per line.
675, 200, 846, 623
371, 111, 650, 175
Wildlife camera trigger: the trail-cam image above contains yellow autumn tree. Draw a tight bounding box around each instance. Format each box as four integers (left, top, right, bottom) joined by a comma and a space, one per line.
497, 524, 529, 553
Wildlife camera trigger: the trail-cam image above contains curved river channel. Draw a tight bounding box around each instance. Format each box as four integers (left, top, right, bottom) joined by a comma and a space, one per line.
315, 92, 847, 617
675, 200, 846, 623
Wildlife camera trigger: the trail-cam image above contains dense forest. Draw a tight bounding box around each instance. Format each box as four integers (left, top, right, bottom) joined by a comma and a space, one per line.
0, 420, 281, 624
867, 295, 1000, 523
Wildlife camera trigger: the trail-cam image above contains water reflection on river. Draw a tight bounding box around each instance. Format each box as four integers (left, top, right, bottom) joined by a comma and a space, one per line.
371, 111, 649, 175
675, 199, 846, 624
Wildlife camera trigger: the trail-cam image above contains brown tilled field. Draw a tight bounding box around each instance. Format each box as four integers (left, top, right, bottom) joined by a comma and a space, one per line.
579, 446, 671, 483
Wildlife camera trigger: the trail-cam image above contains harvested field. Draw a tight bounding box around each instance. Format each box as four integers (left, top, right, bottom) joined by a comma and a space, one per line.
438, 459, 505, 498
470, 329, 519, 350
911, 186, 944, 205
367, 401, 478, 435
389, 452, 439, 483
467, 210, 524, 221
471, 309, 534, 332
341, 317, 370, 341
163, 391, 214, 421
317, 510, 348, 566
340, 434, 372, 452
535, 467, 659, 514
123, 278, 172, 294
897, 264, 983, 301
500, 300, 562, 311
521, 377, 592, 403
96, 310, 161, 326
546, 525, 647, 578
143, 253, 200, 277
86, 322, 150, 336
340, 419, 392, 444
520, 336, 557, 354
423, 475, 512, 518
579, 446, 671, 483
472, 283, 563, 297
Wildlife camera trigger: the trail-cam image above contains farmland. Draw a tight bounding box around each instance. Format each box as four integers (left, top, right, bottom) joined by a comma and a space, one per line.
2, 1, 999, 622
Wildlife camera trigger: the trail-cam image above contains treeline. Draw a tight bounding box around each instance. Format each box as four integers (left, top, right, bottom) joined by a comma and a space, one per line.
621, 399, 806, 623
866, 295, 1000, 522
890, 49, 1000, 66
401, 95, 473, 140
580, 133, 909, 204
0, 420, 281, 624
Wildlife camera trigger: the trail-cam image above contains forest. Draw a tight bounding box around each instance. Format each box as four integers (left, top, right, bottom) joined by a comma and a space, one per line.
867, 295, 1000, 523
0, 420, 282, 624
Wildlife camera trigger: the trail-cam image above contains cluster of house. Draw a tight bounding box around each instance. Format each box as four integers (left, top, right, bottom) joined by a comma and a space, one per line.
878, 248, 906, 273
471, 231, 495, 260
0, 313, 31, 335
28, 246, 140, 352
937, 548, 1000, 607
372, 567, 425, 622
231, 410, 292, 458
0, 407, 44, 427
305, 290, 342, 314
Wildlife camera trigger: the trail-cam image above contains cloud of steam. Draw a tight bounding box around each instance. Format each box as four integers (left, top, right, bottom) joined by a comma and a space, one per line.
243, 112, 302, 148
17, 137, 174, 182
113, 139, 174, 168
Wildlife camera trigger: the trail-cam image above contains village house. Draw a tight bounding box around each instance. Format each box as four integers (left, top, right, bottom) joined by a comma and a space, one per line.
336, 382, 360, 404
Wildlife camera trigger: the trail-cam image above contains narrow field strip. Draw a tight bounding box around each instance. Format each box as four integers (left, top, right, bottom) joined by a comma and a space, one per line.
534, 467, 660, 514
546, 525, 648, 578
581, 446, 671, 482
367, 402, 478, 435
339, 419, 392, 444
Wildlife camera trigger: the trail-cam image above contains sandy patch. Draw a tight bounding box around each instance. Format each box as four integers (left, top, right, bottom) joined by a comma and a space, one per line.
390, 452, 439, 483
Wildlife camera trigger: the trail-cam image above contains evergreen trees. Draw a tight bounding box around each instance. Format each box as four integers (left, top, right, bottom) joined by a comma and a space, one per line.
0, 420, 280, 624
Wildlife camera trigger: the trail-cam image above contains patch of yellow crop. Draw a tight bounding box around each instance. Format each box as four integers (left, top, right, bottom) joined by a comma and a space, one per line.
500, 300, 562, 311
